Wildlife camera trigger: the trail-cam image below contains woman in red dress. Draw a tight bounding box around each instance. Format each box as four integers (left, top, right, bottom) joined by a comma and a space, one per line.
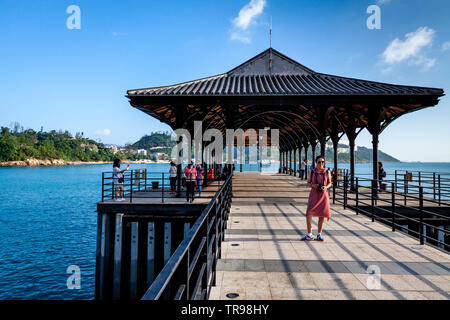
301, 155, 332, 241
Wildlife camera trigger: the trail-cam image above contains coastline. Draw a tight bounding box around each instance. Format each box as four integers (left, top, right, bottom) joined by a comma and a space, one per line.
0, 158, 170, 167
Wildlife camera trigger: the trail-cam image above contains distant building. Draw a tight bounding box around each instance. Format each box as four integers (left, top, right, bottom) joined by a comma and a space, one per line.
137, 149, 148, 156
326, 141, 357, 153
106, 146, 118, 154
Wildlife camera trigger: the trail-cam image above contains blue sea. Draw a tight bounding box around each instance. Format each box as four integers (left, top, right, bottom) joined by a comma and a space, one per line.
0, 162, 449, 300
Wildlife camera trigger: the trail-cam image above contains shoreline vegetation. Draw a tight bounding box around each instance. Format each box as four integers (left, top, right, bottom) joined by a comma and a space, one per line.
0, 159, 170, 167
1, 124, 400, 167
0, 159, 398, 167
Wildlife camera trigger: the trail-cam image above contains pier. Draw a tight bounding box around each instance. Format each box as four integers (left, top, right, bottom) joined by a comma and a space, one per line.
94, 47, 448, 300
209, 173, 450, 300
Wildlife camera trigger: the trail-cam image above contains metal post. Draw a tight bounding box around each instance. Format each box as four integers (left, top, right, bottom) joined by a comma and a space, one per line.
355, 177, 359, 215
419, 187, 424, 245
144, 169, 147, 191
418, 171, 421, 187
111, 172, 114, 200
404, 174, 407, 206
332, 175, 336, 204
162, 173, 165, 203
371, 180, 375, 222
438, 174, 441, 206
130, 170, 133, 203
395, 170, 397, 191
433, 172, 436, 199
102, 172, 105, 202
294, 148, 297, 176
343, 174, 348, 209
391, 182, 395, 232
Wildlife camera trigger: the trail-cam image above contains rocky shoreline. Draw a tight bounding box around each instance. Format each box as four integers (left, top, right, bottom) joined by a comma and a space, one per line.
0, 158, 170, 167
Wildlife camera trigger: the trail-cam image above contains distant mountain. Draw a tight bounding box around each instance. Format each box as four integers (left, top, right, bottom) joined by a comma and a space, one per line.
130, 131, 175, 150
129, 132, 399, 163
323, 146, 399, 162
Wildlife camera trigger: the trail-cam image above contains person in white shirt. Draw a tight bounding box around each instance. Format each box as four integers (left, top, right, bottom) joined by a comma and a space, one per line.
169, 161, 177, 194
113, 158, 129, 201
300, 159, 306, 180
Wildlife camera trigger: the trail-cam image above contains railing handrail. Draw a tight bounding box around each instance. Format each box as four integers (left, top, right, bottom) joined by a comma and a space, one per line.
141, 174, 232, 300
333, 173, 450, 251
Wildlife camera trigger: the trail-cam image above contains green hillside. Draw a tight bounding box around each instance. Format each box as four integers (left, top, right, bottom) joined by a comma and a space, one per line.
0, 125, 400, 163
0, 125, 132, 162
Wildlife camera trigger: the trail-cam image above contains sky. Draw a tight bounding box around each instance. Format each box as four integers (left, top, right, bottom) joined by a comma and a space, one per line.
1, 0, 449, 162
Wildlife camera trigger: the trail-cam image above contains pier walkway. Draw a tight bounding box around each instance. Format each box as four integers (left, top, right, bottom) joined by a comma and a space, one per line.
209, 173, 450, 300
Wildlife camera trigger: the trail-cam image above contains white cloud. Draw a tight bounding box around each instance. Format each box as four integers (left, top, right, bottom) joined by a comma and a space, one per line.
232, 0, 266, 30
442, 41, 450, 51
381, 27, 436, 70
231, 32, 251, 44
230, 0, 266, 43
376, 0, 391, 4
95, 129, 111, 136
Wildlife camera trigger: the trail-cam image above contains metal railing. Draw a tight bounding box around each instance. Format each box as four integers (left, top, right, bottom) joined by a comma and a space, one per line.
333, 174, 450, 251
101, 169, 221, 203
141, 174, 233, 300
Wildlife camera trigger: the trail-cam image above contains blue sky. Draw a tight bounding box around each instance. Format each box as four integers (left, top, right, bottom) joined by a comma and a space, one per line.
1, 0, 449, 161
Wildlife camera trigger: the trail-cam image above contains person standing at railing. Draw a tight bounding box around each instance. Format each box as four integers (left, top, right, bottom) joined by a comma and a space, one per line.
195, 163, 204, 197
378, 162, 387, 192
301, 155, 331, 241
184, 163, 197, 202
113, 158, 129, 201
169, 161, 177, 195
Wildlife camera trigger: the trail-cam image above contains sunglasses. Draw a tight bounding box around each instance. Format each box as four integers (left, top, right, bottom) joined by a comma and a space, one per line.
317, 160, 325, 163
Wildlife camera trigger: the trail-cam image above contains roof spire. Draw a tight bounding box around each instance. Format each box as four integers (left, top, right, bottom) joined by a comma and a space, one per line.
269, 16, 273, 73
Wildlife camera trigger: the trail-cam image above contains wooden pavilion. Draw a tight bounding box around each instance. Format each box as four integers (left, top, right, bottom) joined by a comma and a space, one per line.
126, 48, 444, 191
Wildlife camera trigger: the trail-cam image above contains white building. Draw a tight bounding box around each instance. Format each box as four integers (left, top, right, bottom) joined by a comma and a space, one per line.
137, 149, 148, 156
105, 146, 118, 154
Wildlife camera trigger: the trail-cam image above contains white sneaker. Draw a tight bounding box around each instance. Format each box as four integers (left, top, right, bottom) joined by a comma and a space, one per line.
119, 198, 126, 201
114, 199, 121, 202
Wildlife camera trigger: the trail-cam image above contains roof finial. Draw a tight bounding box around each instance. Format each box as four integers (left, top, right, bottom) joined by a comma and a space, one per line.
269, 16, 273, 73
270, 16, 272, 49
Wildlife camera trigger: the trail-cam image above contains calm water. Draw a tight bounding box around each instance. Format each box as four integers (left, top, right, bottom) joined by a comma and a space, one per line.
0, 162, 449, 300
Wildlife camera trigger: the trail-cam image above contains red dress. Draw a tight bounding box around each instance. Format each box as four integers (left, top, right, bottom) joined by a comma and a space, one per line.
306, 168, 331, 218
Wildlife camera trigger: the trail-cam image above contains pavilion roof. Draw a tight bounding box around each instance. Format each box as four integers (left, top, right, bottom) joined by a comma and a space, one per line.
126, 48, 444, 150
127, 49, 443, 97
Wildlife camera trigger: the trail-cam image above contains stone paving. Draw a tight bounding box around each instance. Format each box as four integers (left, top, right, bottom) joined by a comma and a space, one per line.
209, 172, 450, 300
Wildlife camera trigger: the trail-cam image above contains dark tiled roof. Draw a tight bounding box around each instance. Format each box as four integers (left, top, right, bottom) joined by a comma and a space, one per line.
127, 49, 444, 97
